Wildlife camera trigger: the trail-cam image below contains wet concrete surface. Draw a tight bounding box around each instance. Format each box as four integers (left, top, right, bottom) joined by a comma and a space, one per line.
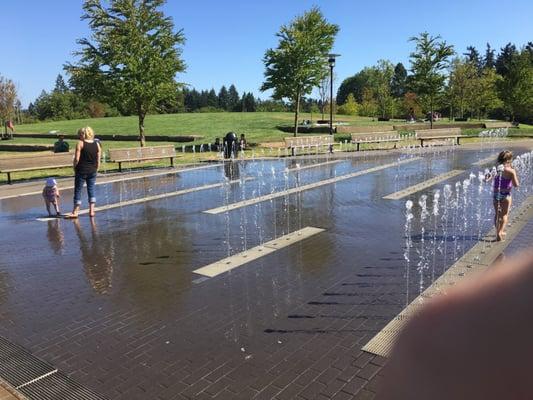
0, 142, 532, 399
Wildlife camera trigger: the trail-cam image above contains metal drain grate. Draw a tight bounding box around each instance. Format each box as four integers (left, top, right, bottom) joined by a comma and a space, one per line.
19, 371, 108, 400
0, 336, 108, 400
0, 336, 56, 388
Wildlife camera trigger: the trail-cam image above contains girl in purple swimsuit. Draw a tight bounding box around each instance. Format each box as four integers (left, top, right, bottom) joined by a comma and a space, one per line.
486, 151, 520, 241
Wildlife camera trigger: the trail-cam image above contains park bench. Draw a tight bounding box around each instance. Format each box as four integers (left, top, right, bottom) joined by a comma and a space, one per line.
336, 125, 394, 134
350, 132, 400, 151
415, 128, 464, 146
284, 135, 334, 156
484, 122, 513, 129
0, 152, 74, 184
108, 145, 177, 172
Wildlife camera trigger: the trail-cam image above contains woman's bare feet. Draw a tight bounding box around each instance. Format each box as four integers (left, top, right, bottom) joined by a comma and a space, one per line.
66, 206, 80, 219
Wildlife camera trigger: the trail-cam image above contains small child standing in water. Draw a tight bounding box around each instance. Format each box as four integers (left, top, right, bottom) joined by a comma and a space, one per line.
42, 178, 61, 217
485, 150, 520, 241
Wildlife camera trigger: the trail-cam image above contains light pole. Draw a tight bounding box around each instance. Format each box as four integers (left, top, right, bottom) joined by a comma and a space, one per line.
327, 54, 340, 153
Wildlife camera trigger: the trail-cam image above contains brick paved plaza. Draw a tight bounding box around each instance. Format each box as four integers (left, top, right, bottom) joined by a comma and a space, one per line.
0, 142, 532, 399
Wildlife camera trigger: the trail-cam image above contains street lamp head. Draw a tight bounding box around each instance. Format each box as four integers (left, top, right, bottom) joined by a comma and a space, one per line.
327, 53, 341, 67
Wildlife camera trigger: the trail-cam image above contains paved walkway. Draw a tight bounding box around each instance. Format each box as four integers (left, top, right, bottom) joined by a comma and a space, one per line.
0, 142, 531, 400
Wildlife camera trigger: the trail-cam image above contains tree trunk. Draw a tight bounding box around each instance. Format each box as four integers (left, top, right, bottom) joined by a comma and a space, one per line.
138, 111, 146, 147
293, 90, 301, 138
430, 97, 434, 129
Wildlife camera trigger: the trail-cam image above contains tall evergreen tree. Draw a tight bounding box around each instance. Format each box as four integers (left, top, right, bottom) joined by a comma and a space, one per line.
228, 84, 240, 111
207, 89, 218, 108
495, 43, 518, 77
244, 92, 256, 112
218, 86, 229, 111
54, 74, 69, 93
497, 49, 533, 122
199, 90, 209, 108
464, 45, 482, 73
484, 43, 495, 69
391, 62, 408, 98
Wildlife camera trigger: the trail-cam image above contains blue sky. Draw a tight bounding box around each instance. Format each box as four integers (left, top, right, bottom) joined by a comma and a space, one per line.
4, 0, 532, 107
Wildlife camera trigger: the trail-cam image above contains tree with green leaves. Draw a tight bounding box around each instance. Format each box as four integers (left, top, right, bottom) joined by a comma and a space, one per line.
0, 75, 18, 136
261, 7, 338, 136
338, 93, 358, 115
66, 0, 186, 146
497, 49, 533, 122
207, 89, 218, 108
243, 92, 257, 112
409, 32, 454, 128
484, 43, 495, 70
54, 74, 69, 93
337, 67, 375, 104
464, 45, 482, 74
496, 43, 517, 77
227, 84, 240, 111
218, 86, 229, 111
448, 58, 477, 119
371, 60, 395, 118
317, 74, 329, 119
470, 68, 502, 119
358, 87, 377, 117
391, 63, 408, 98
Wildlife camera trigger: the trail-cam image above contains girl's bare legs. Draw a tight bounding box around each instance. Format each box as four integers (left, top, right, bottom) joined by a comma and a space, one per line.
54, 198, 61, 216
494, 197, 511, 241
499, 197, 511, 240
45, 200, 52, 216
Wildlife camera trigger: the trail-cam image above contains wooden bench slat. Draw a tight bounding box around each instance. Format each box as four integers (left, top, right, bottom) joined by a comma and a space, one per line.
108, 145, 176, 160
111, 155, 177, 163
0, 152, 75, 184
484, 122, 512, 129
337, 125, 394, 134
108, 145, 176, 171
283, 136, 333, 156
415, 128, 462, 137
414, 128, 464, 146
349, 132, 400, 151
0, 153, 74, 171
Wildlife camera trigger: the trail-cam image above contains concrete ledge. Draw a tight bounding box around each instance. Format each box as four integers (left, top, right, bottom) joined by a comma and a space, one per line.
383, 170, 464, 200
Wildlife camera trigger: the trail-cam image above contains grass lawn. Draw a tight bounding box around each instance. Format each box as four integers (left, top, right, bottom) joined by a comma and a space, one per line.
12, 112, 505, 146
3, 113, 531, 184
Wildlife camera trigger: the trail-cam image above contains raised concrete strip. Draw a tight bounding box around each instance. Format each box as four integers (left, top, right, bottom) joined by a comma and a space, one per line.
204, 157, 421, 214
77, 177, 253, 216
288, 160, 343, 172
193, 226, 325, 278
472, 154, 497, 166
35, 177, 252, 220
362, 195, 533, 358
383, 169, 464, 200
0, 163, 222, 200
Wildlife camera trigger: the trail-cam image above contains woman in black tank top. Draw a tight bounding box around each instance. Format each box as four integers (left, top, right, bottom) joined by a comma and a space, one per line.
66, 127, 101, 218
